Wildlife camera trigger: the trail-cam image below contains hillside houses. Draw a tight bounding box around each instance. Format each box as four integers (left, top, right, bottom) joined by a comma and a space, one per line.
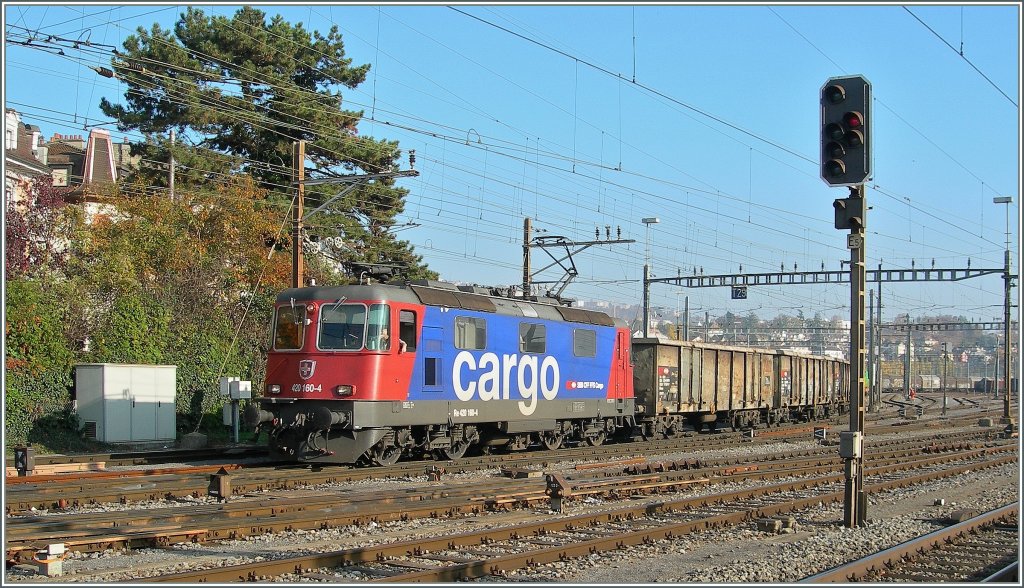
4, 108, 137, 211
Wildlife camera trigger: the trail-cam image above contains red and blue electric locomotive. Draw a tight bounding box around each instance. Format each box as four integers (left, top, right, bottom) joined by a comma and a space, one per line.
245, 280, 635, 465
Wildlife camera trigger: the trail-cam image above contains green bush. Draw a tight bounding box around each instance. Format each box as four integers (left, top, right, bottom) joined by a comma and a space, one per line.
4, 279, 77, 449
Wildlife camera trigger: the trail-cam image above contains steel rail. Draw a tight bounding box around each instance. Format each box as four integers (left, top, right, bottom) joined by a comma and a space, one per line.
801, 503, 1019, 583
0, 419, 899, 512
6, 436, 1009, 562
139, 449, 1017, 583
982, 561, 1018, 583
7, 439, 1003, 561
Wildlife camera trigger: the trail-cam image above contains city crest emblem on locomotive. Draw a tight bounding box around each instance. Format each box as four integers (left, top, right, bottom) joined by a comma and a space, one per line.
298, 359, 317, 380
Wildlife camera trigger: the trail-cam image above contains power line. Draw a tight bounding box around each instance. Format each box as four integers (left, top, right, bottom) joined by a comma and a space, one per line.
903, 6, 1017, 108
450, 6, 814, 166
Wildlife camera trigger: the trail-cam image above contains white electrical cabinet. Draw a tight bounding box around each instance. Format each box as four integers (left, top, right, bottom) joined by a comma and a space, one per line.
74, 364, 177, 443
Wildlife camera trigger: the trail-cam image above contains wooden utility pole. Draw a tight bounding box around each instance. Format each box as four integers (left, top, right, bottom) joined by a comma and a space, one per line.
169, 129, 175, 202
291, 140, 305, 289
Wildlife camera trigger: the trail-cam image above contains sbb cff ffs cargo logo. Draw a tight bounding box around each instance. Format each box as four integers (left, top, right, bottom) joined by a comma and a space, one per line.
821, 75, 871, 187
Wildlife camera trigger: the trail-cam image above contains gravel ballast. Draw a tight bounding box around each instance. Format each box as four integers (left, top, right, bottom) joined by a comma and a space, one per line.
4, 419, 1019, 584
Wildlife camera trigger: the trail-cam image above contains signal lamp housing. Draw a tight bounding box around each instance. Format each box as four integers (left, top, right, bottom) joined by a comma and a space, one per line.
820, 76, 871, 187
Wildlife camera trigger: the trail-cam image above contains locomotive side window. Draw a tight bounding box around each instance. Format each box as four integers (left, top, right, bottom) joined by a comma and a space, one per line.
365, 304, 391, 351
319, 304, 366, 351
425, 358, 439, 386
519, 323, 546, 354
572, 328, 597, 357
273, 305, 306, 350
455, 316, 487, 350
399, 310, 417, 351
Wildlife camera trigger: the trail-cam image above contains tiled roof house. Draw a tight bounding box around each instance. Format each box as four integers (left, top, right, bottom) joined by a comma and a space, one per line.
4, 109, 137, 213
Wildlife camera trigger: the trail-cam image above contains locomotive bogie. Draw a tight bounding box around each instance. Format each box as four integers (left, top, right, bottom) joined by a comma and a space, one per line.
255, 394, 638, 463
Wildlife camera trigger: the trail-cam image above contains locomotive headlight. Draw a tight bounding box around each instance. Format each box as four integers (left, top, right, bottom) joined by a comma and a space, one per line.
334, 385, 354, 397
268, 384, 281, 395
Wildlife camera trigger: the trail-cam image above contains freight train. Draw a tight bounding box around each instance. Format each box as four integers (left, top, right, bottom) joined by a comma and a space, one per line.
244, 281, 849, 465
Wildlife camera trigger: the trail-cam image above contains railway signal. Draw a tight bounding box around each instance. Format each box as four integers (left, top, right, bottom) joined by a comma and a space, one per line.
833, 196, 864, 230
820, 75, 871, 187
822, 75, 872, 530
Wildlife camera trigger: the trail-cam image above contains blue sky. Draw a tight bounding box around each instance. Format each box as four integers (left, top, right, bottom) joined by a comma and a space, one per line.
4, 2, 1020, 325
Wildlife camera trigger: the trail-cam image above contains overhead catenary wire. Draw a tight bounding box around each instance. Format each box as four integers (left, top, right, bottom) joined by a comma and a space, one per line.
902, 6, 1017, 108
8, 14, 1003, 260
5, 7, 1010, 318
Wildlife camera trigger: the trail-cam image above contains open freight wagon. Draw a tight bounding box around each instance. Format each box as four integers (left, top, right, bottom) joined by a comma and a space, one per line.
632, 337, 848, 435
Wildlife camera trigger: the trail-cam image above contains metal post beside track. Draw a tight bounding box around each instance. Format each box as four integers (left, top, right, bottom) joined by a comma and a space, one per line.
843, 183, 867, 528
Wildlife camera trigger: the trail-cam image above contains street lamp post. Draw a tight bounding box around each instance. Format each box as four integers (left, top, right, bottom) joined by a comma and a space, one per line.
993, 340, 1000, 400
641, 217, 660, 269
942, 342, 948, 416
641, 217, 660, 337
993, 196, 1014, 423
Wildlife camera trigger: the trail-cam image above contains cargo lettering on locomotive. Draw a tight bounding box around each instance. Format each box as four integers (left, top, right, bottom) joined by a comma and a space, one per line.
452, 350, 560, 416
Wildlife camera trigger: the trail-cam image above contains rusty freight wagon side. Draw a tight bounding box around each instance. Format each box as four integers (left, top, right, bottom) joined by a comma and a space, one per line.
633, 337, 849, 435
775, 349, 848, 421
633, 338, 777, 435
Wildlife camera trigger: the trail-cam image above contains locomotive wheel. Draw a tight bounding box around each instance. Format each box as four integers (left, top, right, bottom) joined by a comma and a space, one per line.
640, 425, 655, 442
372, 445, 401, 466
437, 441, 469, 460
585, 431, 606, 446
541, 432, 563, 451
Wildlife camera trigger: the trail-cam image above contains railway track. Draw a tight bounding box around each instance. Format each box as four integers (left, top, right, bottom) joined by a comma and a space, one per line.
129, 443, 1015, 582
4, 406, 1011, 582
10, 396, 997, 473
802, 504, 1019, 583
4, 419, 997, 514
9, 445, 269, 470
5, 420, 839, 512
9, 439, 1005, 562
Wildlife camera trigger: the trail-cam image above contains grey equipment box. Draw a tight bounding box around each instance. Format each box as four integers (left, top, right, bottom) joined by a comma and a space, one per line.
74, 364, 177, 443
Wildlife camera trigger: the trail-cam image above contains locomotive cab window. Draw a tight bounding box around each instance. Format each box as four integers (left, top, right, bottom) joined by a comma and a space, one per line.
365, 304, 391, 351
519, 323, 546, 354
273, 305, 306, 350
455, 316, 487, 350
573, 329, 597, 357
319, 303, 366, 351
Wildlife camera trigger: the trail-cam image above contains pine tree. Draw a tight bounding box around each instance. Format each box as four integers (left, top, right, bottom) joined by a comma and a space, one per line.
100, 6, 435, 282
